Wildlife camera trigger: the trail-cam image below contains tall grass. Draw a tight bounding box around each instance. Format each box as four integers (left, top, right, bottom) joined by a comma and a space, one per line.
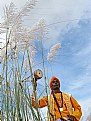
1, 46, 45, 121
0, 30, 49, 121
0, 1, 62, 121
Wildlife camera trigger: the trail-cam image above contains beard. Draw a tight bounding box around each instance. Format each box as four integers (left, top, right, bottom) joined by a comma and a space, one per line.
52, 84, 60, 90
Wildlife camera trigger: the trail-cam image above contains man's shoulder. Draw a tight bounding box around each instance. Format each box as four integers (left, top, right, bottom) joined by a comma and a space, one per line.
62, 92, 72, 97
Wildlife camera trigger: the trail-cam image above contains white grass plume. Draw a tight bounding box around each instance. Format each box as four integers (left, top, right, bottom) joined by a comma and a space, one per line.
47, 43, 61, 62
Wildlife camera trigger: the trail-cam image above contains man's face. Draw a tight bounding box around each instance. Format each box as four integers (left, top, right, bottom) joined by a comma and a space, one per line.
52, 79, 60, 90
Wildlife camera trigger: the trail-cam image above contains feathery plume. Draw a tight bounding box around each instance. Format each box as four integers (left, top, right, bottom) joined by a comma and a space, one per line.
30, 18, 47, 41
47, 43, 61, 62
0, 0, 38, 61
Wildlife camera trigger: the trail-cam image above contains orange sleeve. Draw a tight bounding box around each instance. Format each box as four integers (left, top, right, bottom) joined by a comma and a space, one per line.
32, 96, 48, 108
70, 96, 82, 121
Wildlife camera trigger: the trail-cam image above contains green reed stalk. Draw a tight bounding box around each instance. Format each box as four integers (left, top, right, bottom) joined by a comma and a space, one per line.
1, 58, 6, 120
40, 32, 51, 120
27, 49, 42, 121
19, 82, 38, 121
11, 55, 16, 121
5, 28, 9, 121
14, 58, 19, 121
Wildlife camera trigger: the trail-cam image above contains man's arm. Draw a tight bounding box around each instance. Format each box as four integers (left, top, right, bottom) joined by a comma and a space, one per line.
70, 96, 82, 121
32, 95, 48, 108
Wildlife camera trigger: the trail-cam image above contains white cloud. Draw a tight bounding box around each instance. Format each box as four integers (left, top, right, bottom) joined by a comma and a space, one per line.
76, 40, 91, 57
67, 74, 91, 92
0, 0, 91, 120
14, 0, 90, 49
0, 0, 91, 49
79, 98, 91, 120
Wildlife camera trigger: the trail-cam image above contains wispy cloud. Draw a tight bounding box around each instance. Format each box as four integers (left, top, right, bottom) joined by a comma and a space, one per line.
0, 0, 91, 119
80, 98, 91, 120
76, 40, 91, 57
17, 0, 91, 49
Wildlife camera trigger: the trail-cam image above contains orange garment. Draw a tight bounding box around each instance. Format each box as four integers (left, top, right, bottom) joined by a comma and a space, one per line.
32, 92, 82, 121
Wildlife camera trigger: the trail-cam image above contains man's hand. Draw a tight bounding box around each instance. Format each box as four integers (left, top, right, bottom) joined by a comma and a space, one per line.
67, 115, 76, 121
32, 78, 37, 90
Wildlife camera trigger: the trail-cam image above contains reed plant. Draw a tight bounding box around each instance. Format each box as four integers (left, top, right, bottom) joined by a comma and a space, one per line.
0, 1, 61, 121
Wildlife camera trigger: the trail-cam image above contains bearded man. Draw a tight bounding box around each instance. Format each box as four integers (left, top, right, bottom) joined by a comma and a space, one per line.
32, 76, 82, 121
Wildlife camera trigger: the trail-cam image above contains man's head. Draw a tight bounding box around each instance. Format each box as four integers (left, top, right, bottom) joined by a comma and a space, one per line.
50, 76, 60, 91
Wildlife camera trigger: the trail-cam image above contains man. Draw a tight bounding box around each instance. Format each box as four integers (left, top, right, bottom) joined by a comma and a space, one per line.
32, 76, 82, 121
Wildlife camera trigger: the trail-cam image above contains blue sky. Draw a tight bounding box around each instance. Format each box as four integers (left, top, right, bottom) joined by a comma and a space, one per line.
0, 0, 91, 120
